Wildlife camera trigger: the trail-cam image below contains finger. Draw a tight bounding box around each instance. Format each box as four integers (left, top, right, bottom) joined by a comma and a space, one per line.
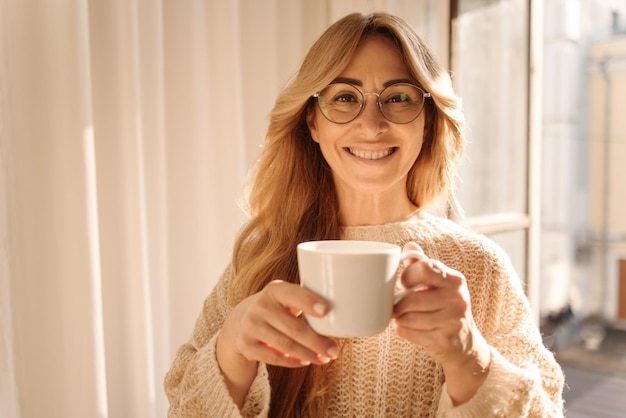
393, 307, 448, 330
263, 282, 339, 361
400, 257, 463, 290
253, 322, 332, 366
238, 308, 331, 367
267, 280, 330, 318
267, 308, 339, 364
393, 287, 472, 336
243, 339, 317, 368
395, 269, 469, 319
393, 287, 445, 316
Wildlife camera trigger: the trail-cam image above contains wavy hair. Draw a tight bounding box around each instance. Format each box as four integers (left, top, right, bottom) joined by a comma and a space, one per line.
229, 12, 465, 417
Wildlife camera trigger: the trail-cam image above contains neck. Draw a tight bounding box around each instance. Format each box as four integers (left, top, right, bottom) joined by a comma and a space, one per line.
338, 196, 418, 226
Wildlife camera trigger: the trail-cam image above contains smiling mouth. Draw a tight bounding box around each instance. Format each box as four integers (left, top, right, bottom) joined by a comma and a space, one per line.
347, 147, 397, 160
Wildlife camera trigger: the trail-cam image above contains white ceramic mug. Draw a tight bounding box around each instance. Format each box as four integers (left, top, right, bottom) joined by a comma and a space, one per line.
296, 240, 424, 338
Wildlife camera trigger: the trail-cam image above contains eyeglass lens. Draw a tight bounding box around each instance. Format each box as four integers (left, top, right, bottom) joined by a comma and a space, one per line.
316, 83, 427, 124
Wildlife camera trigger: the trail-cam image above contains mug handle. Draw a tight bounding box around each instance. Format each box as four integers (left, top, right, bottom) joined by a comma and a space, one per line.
393, 249, 428, 304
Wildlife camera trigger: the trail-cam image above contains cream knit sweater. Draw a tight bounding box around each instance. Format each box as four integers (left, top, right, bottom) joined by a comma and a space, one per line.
164, 216, 565, 417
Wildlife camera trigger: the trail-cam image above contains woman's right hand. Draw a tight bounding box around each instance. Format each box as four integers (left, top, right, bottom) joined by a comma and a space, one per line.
215, 280, 339, 406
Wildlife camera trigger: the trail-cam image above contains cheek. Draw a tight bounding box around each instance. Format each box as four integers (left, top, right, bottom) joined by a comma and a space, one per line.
310, 122, 348, 148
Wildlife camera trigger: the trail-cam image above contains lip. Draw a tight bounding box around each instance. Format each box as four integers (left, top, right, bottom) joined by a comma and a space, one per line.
346, 147, 397, 160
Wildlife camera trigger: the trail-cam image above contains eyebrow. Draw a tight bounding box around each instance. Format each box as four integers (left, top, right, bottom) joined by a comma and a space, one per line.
331, 77, 417, 87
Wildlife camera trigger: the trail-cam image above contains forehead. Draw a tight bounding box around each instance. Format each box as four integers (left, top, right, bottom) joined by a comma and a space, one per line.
338, 35, 412, 83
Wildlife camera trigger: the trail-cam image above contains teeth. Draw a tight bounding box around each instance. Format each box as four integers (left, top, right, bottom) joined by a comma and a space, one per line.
348, 148, 394, 160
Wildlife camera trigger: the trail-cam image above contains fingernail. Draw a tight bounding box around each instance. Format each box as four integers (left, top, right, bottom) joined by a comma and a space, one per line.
327, 346, 339, 358
313, 303, 326, 316
317, 354, 331, 363
300, 359, 311, 366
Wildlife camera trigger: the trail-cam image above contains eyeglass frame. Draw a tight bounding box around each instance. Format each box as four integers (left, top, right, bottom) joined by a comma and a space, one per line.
311, 81, 432, 125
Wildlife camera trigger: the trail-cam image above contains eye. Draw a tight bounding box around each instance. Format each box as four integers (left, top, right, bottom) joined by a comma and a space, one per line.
386, 92, 412, 104
332, 92, 360, 103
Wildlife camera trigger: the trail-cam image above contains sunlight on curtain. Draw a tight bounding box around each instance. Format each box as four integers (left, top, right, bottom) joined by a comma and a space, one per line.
0, 41, 20, 418
0, 1, 444, 416
82, 124, 109, 418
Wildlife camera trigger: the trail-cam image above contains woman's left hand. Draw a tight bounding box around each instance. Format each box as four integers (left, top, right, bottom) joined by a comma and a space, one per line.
392, 242, 492, 405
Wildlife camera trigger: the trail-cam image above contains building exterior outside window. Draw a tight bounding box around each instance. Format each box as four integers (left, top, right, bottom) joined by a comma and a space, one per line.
543, 0, 626, 330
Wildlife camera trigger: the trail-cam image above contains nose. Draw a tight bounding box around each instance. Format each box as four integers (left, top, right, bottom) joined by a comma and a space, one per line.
358, 93, 388, 135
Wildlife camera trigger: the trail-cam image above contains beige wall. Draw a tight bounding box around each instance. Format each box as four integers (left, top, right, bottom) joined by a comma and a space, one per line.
588, 37, 626, 320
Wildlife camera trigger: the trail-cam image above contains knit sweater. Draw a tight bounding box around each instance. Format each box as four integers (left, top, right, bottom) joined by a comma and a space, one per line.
164, 215, 565, 417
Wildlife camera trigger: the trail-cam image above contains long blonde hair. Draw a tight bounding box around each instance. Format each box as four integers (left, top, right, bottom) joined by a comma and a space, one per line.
229, 12, 464, 417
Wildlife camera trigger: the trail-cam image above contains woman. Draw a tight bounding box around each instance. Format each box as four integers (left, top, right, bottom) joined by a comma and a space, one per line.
164, 12, 564, 417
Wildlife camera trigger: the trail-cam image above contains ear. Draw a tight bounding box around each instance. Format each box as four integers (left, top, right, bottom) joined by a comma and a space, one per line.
422, 120, 429, 140
306, 107, 320, 143
421, 108, 432, 141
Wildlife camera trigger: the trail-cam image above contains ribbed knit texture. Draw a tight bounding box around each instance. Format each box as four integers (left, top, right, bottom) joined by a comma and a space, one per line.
164, 215, 564, 417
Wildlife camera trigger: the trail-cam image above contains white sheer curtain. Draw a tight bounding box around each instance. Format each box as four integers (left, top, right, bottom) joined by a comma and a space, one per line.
0, 1, 444, 417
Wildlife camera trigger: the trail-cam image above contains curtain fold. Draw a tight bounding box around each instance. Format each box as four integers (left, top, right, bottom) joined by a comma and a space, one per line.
88, 1, 162, 416
0, 1, 441, 416
1, 1, 109, 416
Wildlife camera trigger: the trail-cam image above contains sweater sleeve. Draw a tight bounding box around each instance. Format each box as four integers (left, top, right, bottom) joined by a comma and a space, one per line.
436, 349, 560, 418
435, 238, 564, 418
164, 266, 271, 417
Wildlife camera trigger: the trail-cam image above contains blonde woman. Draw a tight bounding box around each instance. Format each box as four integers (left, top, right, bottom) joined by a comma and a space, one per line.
165, 12, 564, 417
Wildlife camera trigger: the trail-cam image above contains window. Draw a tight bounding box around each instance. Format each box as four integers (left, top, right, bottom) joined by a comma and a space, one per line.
449, 0, 539, 318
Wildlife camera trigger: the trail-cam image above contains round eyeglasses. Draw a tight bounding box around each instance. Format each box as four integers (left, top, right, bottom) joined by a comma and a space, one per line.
312, 82, 431, 124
